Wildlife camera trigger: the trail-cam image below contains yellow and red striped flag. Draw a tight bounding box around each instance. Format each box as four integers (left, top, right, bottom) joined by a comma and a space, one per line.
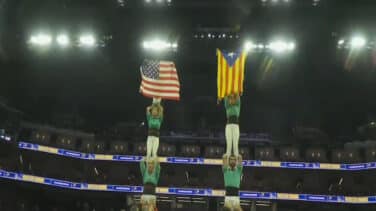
217, 49, 247, 100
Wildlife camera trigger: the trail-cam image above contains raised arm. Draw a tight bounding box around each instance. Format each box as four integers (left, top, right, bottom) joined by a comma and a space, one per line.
237, 155, 243, 172
140, 158, 146, 176
222, 154, 229, 169
237, 154, 243, 166
155, 104, 163, 120
236, 95, 241, 106
146, 106, 151, 115
155, 158, 161, 180
160, 105, 164, 117
224, 97, 229, 109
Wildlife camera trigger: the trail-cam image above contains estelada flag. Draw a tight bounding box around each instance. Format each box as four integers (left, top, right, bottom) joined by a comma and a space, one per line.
217, 49, 247, 100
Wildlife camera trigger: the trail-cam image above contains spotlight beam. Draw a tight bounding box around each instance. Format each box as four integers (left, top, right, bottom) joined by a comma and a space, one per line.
56, 34, 70, 47
268, 40, 295, 53
29, 33, 52, 46
244, 41, 257, 52
350, 36, 366, 49
142, 39, 177, 51
79, 35, 96, 47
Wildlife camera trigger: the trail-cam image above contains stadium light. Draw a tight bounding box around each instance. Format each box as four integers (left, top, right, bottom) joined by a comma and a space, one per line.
79, 34, 96, 47
56, 34, 70, 47
269, 41, 287, 53
350, 36, 366, 49
118, 0, 125, 7
338, 39, 345, 45
287, 42, 295, 50
268, 40, 295, 53
143, 39, 177, 51
29, 33, 52, 46
244, 41, 257, 52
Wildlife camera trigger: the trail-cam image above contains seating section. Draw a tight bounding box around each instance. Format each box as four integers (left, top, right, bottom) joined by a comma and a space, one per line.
159, 143, 176, 156
133, 142, 147, 155
239, 147, 250, 159
56, 135, 76, 150
94, 141, 106, 154
31, 130, 51, 145
16, 129, 376, 163
4, 128, 376, 196
81, 139, 96, 153
365, 148, 376, 162
280, 147, 301, 162
204, 145, 224, 158
181, 145, 200, 157
305, 148, 327, 162
255, 147, 275, 161
110, 141, 129, 154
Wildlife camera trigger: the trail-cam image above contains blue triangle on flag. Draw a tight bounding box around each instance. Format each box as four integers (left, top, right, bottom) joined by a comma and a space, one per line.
222, 50, 242, 67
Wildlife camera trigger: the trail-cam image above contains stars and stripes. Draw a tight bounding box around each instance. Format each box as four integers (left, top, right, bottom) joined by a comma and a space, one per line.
217, 49, 247, 100
140, 60, 180, 101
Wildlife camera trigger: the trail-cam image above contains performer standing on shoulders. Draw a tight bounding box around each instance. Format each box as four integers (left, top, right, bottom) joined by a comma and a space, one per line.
224, 93, 241, 156
139, 59, 180, 211
217, 49, 247, 211
222, 154, 243, 211
140, 157, 160, 211
146, 98, 163, 159
142, 98, 162, 210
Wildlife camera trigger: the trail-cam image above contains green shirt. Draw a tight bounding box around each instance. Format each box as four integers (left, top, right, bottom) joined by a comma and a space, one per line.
140, 161, 161, 185
223, 165, 243, 188
147, 113, 163, 130
224, 97, 241, 118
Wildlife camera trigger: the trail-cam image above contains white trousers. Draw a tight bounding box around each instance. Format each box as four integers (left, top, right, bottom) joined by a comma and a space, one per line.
146, 136, 159, 158
225, 124, 240, 156
224, 196, 240, 208
141, 194, 157, 204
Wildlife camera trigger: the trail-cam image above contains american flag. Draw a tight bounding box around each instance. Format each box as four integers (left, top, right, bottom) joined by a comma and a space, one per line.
140, 60, 180, 101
